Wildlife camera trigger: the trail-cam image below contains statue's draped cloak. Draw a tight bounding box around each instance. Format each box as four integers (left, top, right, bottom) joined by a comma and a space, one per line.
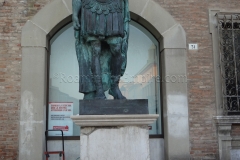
76, 0, 130, 93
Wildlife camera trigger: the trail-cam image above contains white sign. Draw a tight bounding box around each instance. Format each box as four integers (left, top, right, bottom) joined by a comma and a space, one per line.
189, 43, 198, 50
48, 102, 73, 136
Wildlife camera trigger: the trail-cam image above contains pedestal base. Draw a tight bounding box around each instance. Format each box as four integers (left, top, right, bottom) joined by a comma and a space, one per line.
71, 114, 159, 160
81, 126, 149, 160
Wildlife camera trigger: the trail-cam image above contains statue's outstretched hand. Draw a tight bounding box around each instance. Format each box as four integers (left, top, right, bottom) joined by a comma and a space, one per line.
73, 15, 80, 30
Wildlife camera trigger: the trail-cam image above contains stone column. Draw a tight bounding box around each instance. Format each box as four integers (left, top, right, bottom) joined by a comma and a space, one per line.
161, 49, 190, 159
19, 47, 47, 160
71, 114, 158, 160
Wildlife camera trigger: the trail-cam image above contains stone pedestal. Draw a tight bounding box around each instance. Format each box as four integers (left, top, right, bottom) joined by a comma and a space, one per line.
71, 114, 159, 160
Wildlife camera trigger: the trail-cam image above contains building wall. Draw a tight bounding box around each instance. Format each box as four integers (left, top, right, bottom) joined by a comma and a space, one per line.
0, 1, 49, 159
46, 139, 164, 160
232, 125, 240, 137
154, 1, 240, 159
1, 0, 240, 159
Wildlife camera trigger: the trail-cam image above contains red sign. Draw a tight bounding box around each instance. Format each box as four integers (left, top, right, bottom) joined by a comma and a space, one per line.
53, 125, 69, 131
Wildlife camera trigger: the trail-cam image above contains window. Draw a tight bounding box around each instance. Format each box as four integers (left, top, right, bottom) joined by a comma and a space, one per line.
217, 13, 240, 115
48, 21, 162, 137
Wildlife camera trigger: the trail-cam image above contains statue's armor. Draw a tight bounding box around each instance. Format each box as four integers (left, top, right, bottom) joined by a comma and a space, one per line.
80, 0, 124, 37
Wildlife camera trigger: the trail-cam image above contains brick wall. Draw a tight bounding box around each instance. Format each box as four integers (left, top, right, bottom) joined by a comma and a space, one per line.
154, 0, 240, 159
0, 0, 49, 159
231, 124, 240, 137
1, 0, 240, 159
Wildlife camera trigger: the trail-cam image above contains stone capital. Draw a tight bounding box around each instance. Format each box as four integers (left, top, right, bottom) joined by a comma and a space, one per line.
71, 114, 159, 127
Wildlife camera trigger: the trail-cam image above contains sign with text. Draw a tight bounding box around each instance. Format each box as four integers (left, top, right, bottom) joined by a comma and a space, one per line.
189, 43, 198, 50
48, 102, 73, 136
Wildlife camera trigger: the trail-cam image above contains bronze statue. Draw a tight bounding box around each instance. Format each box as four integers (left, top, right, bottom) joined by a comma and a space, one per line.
72, 0, 130, 100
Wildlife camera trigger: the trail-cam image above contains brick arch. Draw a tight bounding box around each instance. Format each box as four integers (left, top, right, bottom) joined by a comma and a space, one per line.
20, 0, 189, 159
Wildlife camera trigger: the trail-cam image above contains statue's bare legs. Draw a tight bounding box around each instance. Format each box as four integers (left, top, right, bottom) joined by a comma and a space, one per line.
84, 37, 126, 100
91, 40, 106, 99
108, 39, 126, 99
83, 92, 95, 99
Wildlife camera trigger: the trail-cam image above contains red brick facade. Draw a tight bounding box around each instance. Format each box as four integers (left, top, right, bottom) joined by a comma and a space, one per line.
0, 0, 45, 159
156, 0, 240, 159
231, 125, 240, 137
1, 0, 240, 159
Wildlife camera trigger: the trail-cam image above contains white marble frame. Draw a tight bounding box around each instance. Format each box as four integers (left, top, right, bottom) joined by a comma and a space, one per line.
20, 0, 189, 159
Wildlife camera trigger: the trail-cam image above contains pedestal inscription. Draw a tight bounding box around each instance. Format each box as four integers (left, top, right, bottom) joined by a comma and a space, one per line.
80, 99, 148, 115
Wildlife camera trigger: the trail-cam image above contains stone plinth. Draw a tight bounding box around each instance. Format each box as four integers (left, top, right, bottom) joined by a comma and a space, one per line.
71, 114, 159, 160
80, 99, 149, 115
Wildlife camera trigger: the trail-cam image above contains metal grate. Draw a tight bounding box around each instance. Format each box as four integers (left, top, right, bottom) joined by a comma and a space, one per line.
217, 13, 240, 115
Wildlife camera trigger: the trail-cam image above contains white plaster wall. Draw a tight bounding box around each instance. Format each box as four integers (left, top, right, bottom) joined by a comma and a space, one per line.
47, 139, 164, 160
149, 139, 164, 160
47, 140, 80, 160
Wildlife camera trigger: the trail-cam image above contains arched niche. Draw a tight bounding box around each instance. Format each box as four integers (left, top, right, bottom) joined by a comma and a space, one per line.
20, 0, 189, 159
